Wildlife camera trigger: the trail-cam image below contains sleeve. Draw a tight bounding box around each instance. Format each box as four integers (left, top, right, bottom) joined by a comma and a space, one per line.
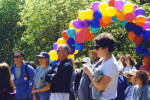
141, 87, 149, 100
28, 65, 35, 89
78, 73, 90, 100
102, 63, 114, 78
131, 86, 137, 100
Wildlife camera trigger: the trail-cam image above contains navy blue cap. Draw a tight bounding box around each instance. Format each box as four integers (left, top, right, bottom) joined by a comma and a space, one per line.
37, 52, 50, 59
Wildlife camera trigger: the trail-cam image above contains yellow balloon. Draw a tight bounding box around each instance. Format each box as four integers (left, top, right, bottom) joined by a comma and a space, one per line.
68, 54, 75, 59
49, 50, 58, 61
57, 38, 67, 45
106, 7, 117, 17
78, 9, 93, 20
124, 3, 134, 13
74, 49, 79, 55
99, 2, 109, 15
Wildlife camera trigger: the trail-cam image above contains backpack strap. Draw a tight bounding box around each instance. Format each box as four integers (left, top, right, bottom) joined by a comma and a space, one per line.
25, 64, 30, 80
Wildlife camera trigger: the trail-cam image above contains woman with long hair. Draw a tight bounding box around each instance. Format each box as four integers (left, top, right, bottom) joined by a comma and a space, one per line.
0, 62, 16, 100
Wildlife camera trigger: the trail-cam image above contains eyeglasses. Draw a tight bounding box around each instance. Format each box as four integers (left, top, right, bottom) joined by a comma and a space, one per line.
13, 56, 21, 58
57, 49, 63, 52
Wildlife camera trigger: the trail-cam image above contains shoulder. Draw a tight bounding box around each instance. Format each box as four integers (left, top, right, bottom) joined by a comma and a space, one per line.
63, 60, 72, 67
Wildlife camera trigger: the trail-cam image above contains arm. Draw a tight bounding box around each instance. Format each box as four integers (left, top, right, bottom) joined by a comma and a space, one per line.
83, 64, 111, 91
31, 83, 51, 94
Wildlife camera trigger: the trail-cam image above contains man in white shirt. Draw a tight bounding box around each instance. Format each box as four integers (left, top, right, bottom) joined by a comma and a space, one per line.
83, 33, 119, 100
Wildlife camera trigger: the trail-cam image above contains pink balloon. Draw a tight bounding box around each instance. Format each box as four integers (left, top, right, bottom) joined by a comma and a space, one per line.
133, 4, 138, 11
115, 0, 124, 10
143, 21, 150, 30
91, 1, 100, 11
126, 13, 135, 22
145, 17, 149, 21
75, 33, 84, 44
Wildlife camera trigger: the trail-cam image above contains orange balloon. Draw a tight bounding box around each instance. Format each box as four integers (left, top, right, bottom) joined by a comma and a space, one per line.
62, 30, 69, 40
116, 11, 126, 21
101, 16, 112, 24
128, 31, 136, 41
99, 19, 109, 27
85, 33, 93, 41
108, 0, 115, 7
133, 35, 143, 45
143, 56, 150, 67
135, 15, 146, 26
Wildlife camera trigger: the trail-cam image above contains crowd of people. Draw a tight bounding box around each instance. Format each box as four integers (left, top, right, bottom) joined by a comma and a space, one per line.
0, 32, 150, 100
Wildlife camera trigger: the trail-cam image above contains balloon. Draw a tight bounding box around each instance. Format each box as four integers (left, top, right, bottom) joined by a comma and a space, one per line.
124, 3, 134, 13
116, 11, 126, 21
99, 2, 109, 15
133, 35, 143, 45
89, 26, 99, 33
85, 32, 93, 41
125, 13, 135, 22
99, 19, 109, 27
121, 20, 128, 27
133, 26, 144, 36
93, 11, 102, 20
136, 45, 146, 54
62, 30, 69, 40
144, 51, 150, 56
74, 43, 83, 51
78, 9, 93, 20
74, 49, 79, 55
143, 29, 150, 39
89, 19, 100, 28
57, 38, 67, 45
91, 1, 100, 11
73, 19, 82, 29
112, 16, 120, 22
115, 0, 124, 10
53, 42, 58, 50
78, 28, 91, 41
67, 28, 76, 38
108, 0, 115, 7
75, 33, 84, 44
81, 20, 89, 28
67, 38, 75, 46
141, 39, 150, 49
69, 21, 80, 32
105, 7, 117, 17
143, 56, 150, 66
125, 22, 136, 32
128, 31, 136, 41
143, 21, 150, 30
135, 15, 146, 26
101, 16, 112, 24
134, 8, 145, 17
68, 54, 75, 59
69, 46, 75, 54
49, 50, 58, 61
133, 4, 138, 11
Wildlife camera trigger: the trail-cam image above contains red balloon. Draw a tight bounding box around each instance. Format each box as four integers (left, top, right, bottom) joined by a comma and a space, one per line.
126, 13, 135, 22
85, 32, 93, 41
128, 31, 136, 41
75, 33, 84, 44
133, 35, 143, 45
108, 0, 115, 7
99, 19, 109, 27
62, 30, 69, 40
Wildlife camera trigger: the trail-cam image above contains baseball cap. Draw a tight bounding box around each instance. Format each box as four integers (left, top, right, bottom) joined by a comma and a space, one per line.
123, 69, 138, 77
82, 57, 91, 65
36, 52, 50, 59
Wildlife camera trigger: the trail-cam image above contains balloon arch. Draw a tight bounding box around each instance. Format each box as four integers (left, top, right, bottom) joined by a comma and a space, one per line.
49, 0, 150, 66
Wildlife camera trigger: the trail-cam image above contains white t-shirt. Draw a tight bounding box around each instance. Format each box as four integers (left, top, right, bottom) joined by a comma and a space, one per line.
123, 66, 136, 72
98, 56, 119, 100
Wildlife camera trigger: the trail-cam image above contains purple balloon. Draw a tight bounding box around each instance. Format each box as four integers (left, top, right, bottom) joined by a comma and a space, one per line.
53, 42, 58, 50
143, 21, 150, 30
134, 8, 145, 17
91, 1, 100, 11
115, 0, 124, 10
73, 19, 82, 29
81, 20, 89, 28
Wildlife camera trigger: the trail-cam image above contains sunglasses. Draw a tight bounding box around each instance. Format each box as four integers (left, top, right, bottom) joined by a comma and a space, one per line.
94, 45, 101, 50
13, 56, 21, 58
57, 49, 63, 52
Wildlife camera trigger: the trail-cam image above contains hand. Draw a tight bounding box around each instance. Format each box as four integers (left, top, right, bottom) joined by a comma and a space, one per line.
31, 90, 37, 94
83, 64, 93, 76
33, 94, 37, 100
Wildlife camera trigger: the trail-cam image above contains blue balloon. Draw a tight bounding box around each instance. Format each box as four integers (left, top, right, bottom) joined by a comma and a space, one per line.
136, 45, 146, 54
67, 38, 75, 46
89, 26, 99, 33
133, 26, 144, 36
67, 28, 76, 38
144, 50, 150, 56
93, 11, 102, 20
143, 29, 150, 39
125, 22, 136, 32
141, 39, 150, 49
69, 46, 75, 54
74, 43, 83, 51
89, 19, 100, 28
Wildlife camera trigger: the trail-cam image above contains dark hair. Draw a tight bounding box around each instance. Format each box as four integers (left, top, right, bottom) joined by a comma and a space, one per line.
125, 54, 137, 66
136, 70, 149, 85
120, 55, 126, 67
0, 62, 15, 92
94, 33, 115, 52
15, 50, 24, 57
62, 44, 70, 55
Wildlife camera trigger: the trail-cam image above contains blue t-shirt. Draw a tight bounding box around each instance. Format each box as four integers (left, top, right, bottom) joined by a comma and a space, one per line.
34, 65, 51, 89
